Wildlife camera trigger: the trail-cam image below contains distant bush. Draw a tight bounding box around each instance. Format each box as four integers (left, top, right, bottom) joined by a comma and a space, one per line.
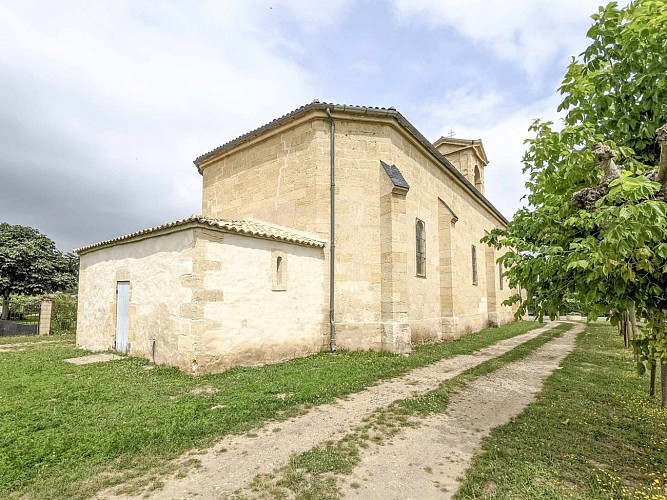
2, 295, 40, 324
50, 293, 77, 335
9, 295, 40, 310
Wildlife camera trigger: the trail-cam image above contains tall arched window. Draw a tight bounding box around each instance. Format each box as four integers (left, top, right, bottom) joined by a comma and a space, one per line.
416, 219, 426, 277
472, 245, 478, 285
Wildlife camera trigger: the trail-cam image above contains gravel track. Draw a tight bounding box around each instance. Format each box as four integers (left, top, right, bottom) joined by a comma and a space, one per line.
101, 322, 566, 499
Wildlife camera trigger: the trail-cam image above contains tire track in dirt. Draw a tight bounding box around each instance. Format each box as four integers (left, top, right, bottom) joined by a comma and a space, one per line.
101, 322, 564, 499
338, 323, 582, 499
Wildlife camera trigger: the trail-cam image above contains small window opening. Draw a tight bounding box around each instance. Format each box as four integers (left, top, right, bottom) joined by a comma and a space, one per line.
474, 165, 482, 190
276, 256, 283, 286
271, 250, 287, 291
416, 219, 426, 277
472, 245, 478, 285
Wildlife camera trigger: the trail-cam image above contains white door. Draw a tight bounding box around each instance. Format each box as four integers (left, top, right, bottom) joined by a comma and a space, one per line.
115, 281, 130, 353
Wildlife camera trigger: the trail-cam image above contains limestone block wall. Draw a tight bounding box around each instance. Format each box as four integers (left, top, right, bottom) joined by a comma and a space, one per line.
434, 143, 486, 192
195, 232, 325, 372
375, 124, 515, 341
76, 227, 326, 374
76, 230, 196, 368
441, 149, 485, 190
327, 119, 386, 351
201, 119, 330, 236
196, 111, 516, 352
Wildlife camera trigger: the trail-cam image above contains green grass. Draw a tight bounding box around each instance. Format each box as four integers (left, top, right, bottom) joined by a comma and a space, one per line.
0, 333, 75, 345
0, 321, 540, 499
455, 323, 667, 500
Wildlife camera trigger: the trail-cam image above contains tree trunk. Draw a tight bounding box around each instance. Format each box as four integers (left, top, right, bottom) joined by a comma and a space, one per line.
656, 124, 667, 194
629, 307, 639, 362
650, 363, 656, 397
662, 362, 667, 408
1, 292, 9, 320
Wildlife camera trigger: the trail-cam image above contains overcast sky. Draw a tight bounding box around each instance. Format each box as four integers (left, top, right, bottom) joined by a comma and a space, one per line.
1, 0, 617, 252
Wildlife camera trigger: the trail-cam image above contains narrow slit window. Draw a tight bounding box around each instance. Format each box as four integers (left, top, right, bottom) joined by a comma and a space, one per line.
472, 245, 478, 285
416, 219, 426, 277
271, 250, 287, 291
276, 256, 283, 287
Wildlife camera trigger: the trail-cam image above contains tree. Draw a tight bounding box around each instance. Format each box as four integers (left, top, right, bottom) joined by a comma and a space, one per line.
483, 0, 667, 405
0, 223, 78, 320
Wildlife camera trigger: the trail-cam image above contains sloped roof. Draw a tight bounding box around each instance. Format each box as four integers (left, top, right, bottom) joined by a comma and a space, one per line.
193, 101, 508, 225
432, 136, 489, 165
380, 160, 410, 191
74, 216, 327, 254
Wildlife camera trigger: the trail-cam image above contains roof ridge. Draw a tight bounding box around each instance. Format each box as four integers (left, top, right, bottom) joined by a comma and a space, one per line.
74, 215, 327, 254
193, 101, 508, 225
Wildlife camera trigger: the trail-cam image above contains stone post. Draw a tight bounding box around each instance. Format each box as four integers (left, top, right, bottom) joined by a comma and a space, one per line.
39, 297, 52, 336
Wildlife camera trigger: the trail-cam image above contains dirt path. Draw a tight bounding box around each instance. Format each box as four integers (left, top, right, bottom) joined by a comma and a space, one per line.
0, 338, 72, 352
101, 322, 565, 499
339, 323, 582, 499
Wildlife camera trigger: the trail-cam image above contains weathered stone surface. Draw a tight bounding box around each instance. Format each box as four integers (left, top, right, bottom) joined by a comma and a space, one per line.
77, 105, 517, 374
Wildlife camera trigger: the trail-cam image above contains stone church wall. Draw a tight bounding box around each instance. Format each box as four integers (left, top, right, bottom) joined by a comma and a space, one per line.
197, 110, 516, 353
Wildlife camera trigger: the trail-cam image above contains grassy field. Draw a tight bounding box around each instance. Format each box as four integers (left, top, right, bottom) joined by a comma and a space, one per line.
0, 321, 540, 499
456, 323, 667, 500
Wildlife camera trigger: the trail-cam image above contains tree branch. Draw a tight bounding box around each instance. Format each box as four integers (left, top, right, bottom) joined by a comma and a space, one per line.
572, 123, 667, 209
571, 144, 622, 210
656, 123, 667, 192
593, 143, 622, 184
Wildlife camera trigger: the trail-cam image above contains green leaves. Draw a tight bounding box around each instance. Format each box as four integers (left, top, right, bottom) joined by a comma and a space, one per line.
0, 223, 78, 318
560, 0, 667, 163
485, 0, 667, 351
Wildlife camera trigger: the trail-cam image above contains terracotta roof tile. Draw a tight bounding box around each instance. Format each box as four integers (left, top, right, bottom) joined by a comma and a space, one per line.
74, 216, 326, 254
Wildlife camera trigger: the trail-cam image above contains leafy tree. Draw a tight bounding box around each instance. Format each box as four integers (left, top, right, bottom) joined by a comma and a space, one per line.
484, 0, 667, 405
0, 223, 78, 320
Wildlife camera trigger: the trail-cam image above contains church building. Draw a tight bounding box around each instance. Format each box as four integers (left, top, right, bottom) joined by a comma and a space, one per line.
75, 101, 516, 374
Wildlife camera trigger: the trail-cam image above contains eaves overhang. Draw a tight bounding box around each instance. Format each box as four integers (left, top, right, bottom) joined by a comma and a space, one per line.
74, 216, 327, 255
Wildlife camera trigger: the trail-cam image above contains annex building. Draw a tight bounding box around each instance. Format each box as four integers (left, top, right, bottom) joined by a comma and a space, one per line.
75, 101, 516, 374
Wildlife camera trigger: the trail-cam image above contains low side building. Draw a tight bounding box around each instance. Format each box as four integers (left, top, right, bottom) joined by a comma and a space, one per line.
75, 217, 326, 373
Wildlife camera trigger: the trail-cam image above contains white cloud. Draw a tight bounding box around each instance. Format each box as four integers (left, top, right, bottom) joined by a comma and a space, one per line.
420, 86, 505, 129
0, 1, 316, 250
392, 0, 617, 81
429, 93, 564, 219
274, 0, 353, 30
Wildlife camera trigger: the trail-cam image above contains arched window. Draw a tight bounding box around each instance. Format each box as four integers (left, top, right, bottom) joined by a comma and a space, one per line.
271, 250, 287, 291
474, 165, 482, 190
416, 219, 426, 277
276, 256, 283, 287
472, 245, 478, 285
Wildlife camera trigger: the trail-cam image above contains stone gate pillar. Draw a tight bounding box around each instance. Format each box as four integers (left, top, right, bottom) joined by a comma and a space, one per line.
39, 297, 52, 336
